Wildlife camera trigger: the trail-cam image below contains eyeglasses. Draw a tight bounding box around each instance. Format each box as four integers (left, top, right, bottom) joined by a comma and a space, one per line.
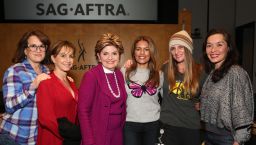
27, 44, 47, 52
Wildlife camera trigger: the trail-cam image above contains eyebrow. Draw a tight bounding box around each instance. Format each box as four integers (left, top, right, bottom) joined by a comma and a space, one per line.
207, 41, 226, 44
135, 46, 149, 48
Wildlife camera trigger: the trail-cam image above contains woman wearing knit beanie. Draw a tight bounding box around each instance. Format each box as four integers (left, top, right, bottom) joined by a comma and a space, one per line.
159, 30, 206, 145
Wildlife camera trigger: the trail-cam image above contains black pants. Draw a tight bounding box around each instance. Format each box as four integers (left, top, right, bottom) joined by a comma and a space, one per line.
124, 121, 160, 145
162, 124, 200, 145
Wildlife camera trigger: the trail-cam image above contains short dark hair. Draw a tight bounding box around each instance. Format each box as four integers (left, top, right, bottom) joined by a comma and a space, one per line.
48, 40, 76, 64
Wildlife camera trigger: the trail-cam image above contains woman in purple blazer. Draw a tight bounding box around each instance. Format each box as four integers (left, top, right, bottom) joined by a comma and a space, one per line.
78, 33, 127, 145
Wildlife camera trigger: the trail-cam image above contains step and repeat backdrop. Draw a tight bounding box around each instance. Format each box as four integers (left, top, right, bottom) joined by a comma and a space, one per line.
0, 0, 191, 87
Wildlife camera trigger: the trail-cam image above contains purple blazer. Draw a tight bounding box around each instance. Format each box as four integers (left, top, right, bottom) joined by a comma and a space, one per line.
78, 64, 127, 145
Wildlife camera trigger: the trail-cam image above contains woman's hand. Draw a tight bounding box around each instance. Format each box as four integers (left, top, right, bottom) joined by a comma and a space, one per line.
123, 59, 133, 69
67, 76, 74, 82
31, 73, 51, 89
194, 102, 200, 111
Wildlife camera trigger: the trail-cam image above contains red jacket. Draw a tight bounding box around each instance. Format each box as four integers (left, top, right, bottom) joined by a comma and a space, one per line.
37, 72, 78, 145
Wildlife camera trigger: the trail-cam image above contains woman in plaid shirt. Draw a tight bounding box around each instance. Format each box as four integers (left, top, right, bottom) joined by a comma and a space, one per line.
0, 30, 51, 145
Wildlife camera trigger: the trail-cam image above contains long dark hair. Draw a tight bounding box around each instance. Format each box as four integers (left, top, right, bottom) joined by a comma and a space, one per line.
126, 36, 160, 87
202, 29, 238, 82
12, 30, 51, 64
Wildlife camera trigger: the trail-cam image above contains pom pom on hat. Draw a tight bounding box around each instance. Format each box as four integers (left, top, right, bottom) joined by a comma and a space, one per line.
169, 30, 193, 53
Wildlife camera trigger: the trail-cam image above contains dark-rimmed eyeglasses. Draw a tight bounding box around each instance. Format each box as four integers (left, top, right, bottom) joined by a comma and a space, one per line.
27, 44, 47, 52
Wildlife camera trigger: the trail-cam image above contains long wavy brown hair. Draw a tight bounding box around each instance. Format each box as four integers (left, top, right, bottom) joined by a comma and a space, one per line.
168, 47, 203, 97
126, 36, 160, 87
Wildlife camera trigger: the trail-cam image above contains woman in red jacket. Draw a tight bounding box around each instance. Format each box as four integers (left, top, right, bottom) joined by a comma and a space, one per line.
37, 40, 80, 145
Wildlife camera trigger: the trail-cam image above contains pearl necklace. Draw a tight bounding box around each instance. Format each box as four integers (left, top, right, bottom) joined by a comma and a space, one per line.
105, 72, 120, 98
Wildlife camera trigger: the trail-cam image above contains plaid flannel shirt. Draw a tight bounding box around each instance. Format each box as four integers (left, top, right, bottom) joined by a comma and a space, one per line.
0, 59, 49, 145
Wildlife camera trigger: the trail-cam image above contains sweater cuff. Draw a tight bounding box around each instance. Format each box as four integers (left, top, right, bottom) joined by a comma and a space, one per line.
234, 127, 251, 144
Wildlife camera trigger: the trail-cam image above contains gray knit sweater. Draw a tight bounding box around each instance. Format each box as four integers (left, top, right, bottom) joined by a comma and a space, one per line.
200, 65, 254, 144
121, 67, 164, 123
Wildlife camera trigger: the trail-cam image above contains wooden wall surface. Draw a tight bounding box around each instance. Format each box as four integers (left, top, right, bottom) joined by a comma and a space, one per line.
0, 10, 191, 87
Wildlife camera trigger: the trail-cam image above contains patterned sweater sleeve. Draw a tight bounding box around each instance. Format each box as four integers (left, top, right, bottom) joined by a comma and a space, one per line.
230, 66, 254, 144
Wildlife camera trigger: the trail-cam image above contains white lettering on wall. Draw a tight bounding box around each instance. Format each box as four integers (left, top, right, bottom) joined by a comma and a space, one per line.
4, 0, 157, 20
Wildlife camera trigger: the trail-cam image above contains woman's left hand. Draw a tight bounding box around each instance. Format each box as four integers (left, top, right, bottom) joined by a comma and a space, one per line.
194, 102, 200, 111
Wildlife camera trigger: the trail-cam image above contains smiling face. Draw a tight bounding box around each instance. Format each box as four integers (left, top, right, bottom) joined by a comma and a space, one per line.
97, 45, 120, 71
24, 35, 46, 65
134, 40, 151, 68
51, 46, 74, 73
169, 44, 185, 63
206, 34, 229, 69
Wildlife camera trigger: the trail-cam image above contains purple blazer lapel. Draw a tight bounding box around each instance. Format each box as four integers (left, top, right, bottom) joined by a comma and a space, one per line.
94, 64, 126, 100
94, 64, 114, 98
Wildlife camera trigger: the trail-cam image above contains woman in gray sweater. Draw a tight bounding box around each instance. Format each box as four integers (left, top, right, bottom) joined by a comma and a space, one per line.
200, 29, 254, 145
122, 36, 163, 145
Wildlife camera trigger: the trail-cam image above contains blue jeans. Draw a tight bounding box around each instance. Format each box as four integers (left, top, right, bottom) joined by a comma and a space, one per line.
124, 121, 160, 145
0, 133, 20, 145
205, 131, 234, 145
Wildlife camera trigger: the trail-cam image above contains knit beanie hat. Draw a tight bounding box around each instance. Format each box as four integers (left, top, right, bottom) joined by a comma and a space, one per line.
169, 30, 193, 53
